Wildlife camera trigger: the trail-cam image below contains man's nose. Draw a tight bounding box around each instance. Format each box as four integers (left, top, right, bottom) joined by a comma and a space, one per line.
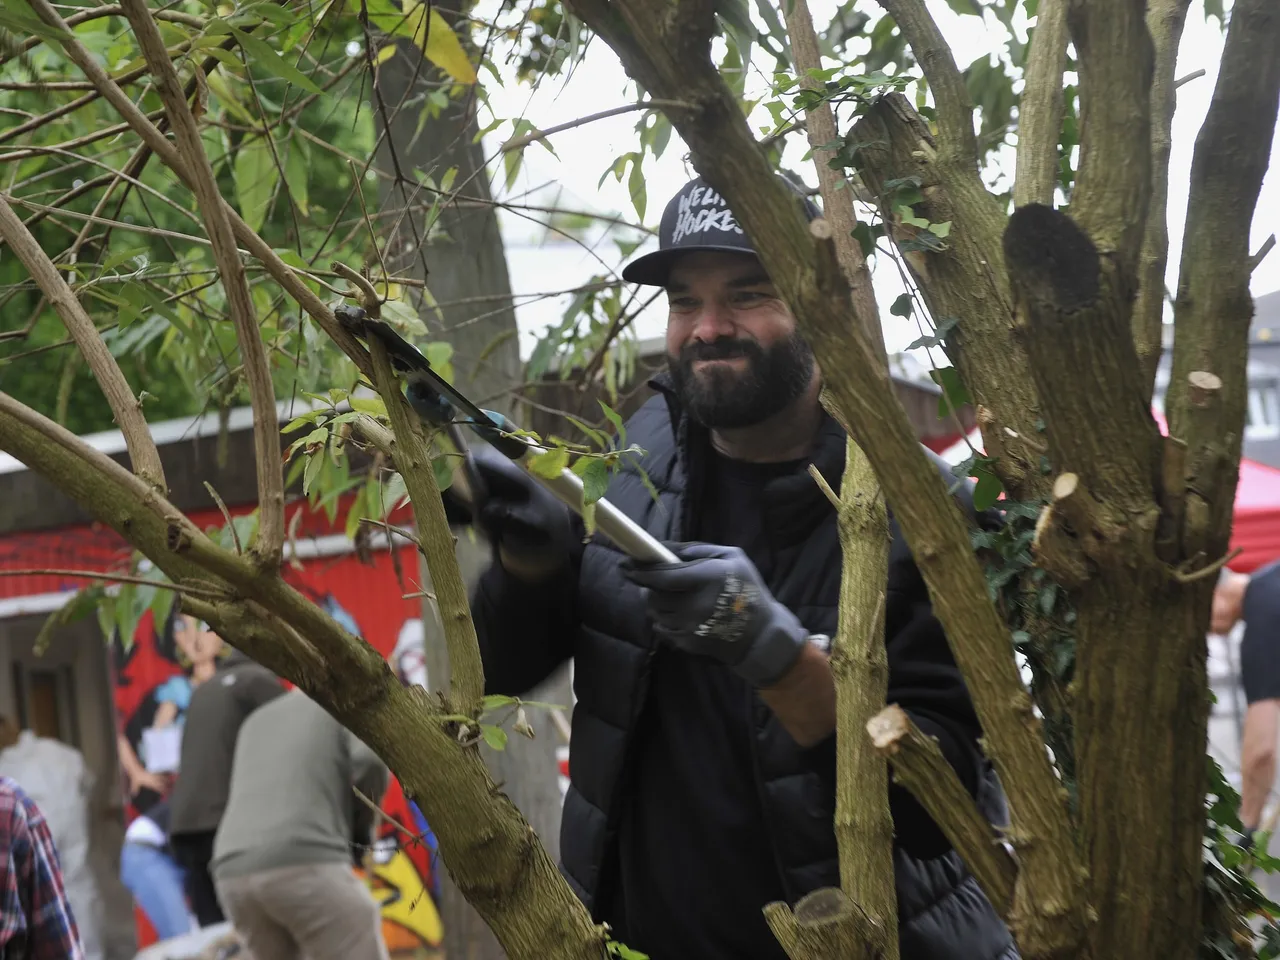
690, 299, 735, 342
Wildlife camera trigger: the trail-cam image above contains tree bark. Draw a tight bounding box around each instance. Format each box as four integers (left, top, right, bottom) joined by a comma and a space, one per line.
845, 96, 1047, 501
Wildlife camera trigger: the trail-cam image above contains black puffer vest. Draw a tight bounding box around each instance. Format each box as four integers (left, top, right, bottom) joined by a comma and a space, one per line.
558, 384, 1016, 959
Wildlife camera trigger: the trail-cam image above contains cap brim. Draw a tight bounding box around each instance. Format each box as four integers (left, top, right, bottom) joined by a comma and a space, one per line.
621, 245, 763, 286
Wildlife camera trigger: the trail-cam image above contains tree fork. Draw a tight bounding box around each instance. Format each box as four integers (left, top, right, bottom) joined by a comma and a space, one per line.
845, 96, 1045, 501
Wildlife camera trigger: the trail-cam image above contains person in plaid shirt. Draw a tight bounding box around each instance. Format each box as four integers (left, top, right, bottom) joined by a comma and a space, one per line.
0, 775, 84, 960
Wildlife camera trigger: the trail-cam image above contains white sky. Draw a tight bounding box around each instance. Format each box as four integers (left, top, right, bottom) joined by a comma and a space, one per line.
470, 1, 1280, 363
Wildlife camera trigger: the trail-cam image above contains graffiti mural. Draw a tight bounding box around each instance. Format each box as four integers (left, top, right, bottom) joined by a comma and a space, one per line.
110, 514, 443, 953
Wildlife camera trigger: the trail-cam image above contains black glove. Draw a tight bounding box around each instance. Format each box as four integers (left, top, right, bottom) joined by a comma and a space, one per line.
448, 444, 574, 573
622, 542, 809, 687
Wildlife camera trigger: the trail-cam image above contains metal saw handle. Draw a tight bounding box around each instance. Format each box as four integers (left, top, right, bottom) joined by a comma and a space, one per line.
468, 411, 678, 566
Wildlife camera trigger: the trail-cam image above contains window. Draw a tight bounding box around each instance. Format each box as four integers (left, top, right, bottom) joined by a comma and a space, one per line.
1248, 382, 1280, 439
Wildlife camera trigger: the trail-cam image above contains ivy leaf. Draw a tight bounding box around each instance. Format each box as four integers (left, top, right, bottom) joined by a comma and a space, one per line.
348, 396, 387, 417
303, 451, 323, 495
231, 28, 325, 95
889, 293, 913, 318
482, 694, 518, 713
904, 316, 959, 351
972, 468, 1003, 511
930, 367, 972, 418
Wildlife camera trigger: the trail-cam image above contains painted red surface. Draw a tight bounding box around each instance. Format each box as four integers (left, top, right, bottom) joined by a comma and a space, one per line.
0, 495, 441, 950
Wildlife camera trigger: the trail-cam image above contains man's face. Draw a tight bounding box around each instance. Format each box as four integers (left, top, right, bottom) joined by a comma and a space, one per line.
664, 251, 815, 429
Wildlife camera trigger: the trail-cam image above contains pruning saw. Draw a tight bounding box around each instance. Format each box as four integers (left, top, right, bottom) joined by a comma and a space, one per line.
335, 305, 677, 565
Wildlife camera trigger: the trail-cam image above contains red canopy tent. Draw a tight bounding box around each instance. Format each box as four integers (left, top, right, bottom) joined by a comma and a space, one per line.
941, 412, 1280, 573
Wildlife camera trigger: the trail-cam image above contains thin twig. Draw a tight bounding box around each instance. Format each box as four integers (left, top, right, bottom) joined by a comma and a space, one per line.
0, 568, 226, 599
1250, 234, 1276, 273
204, 482, 242, 555
499, 100, 690, 152
1175, 68, 1206, 88
807, 463, 841, 509
1172, 547, 1243, 584
332, 260, 383, 314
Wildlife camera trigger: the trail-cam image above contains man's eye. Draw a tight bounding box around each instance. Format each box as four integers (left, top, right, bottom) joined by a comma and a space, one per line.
669, 297, 699, 310
731, 291, 768, 305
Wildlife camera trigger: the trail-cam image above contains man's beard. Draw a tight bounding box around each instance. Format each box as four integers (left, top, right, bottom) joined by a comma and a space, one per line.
668, 334, 815, 429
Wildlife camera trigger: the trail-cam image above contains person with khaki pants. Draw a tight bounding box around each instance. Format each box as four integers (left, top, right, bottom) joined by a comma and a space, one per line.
211, 689, 390, 960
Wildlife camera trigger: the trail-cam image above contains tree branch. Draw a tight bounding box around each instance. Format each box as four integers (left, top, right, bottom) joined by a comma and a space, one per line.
564, 4, 1087, 953
1166, 0, 1280, 558
367, 339, 485, 715
1133, 0, 1194, 400
0, 196, 166, 492
785, 8, 895, 944
868, 705, 1017, 916
0, 392, 604, 960
763, 888, 886, 960
785, 0, 884, 358
1014, 0, 1069, 208
873, 0, 977, 167
118, 0, 282, 565
1066, 0, 1154, 274
846, 96, 1046, 500
25, 0, 374, 381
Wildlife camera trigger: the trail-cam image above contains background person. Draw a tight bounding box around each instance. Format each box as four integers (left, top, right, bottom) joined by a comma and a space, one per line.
167, 623, 283, 927
211, 688, 391, 960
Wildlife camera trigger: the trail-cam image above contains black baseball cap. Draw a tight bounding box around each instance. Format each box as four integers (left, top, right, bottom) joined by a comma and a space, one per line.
621, 175, 821, 286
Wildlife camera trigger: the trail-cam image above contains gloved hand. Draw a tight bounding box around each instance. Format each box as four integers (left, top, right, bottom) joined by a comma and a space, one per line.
447, 444, 575, 578
622, 542, 809, 688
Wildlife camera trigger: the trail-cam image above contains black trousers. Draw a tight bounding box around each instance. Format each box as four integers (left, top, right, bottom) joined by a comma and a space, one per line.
169, 830, 224, 927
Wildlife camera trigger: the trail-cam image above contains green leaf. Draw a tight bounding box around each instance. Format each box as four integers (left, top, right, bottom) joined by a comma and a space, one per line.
943, 0, 982, 14
529, 446, 570, 479
851, 221, 879, 258
481, 694, 518, 713
573, 457, 610, 505
627, 157, 647, 222
303, 451, 323, 495
1203, 0, 1224, 25
232, 135, 278, 234
930, 367, 972, 417
348, 396, 387, 417
34, 584, 106, 656
927, 220, 952, 239
972, 469, 1002, 511
889, 293, 913, 318
231, 28, 325, 95
1039, 582, 1058, 616
480, 723, 508, 751
904, 316, 958, 351
598, 400, 626, 443
283, 141, 309, 215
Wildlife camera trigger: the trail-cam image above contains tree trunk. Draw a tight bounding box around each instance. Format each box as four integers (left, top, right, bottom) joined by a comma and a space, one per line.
374, 40, 522, 413
375, 36, 563, 959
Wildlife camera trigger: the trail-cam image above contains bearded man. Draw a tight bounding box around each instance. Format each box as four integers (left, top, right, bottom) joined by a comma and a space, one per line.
462, 177, 1017, 960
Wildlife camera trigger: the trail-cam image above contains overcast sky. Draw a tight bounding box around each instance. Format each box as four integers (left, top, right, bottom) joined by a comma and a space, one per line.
471, 1, 1279, 362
